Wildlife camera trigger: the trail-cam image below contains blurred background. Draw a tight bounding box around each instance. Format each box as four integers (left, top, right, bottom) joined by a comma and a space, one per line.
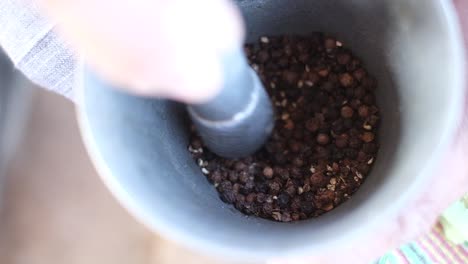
0, 54, 243, 264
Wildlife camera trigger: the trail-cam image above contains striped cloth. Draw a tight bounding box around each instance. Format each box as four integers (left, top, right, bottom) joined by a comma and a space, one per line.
377, 223, 468, 264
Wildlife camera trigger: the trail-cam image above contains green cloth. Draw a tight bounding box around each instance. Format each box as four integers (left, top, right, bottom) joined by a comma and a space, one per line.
440, 195, 468, 245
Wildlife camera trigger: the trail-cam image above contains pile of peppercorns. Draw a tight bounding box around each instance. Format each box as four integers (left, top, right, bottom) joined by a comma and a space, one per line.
189, 33, 380, 222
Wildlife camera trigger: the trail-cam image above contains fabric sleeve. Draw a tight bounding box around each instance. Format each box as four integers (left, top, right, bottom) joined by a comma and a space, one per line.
0, 0, 76, 99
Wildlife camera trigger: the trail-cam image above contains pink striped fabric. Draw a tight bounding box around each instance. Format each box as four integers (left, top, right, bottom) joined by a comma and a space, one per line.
378, 222, 468, 264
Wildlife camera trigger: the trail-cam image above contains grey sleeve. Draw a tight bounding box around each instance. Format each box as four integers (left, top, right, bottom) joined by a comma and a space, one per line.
0, 0, 76, 99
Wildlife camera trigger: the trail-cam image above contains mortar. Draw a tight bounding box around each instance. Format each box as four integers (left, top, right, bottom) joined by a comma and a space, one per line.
76, 0, 465, 260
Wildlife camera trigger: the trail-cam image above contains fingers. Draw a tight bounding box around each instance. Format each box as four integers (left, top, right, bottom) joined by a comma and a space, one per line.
40, 0, 244, 103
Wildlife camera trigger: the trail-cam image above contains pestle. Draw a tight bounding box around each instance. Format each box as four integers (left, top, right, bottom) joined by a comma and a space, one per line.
82, 47, 274, 159
187, 48, 274, 158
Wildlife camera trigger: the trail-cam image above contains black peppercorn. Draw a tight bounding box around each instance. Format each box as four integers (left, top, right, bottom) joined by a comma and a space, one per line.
277, 192, 290, 208
189, 33, 380, 222
341, 106, 354, 118
263, 166, 274, 179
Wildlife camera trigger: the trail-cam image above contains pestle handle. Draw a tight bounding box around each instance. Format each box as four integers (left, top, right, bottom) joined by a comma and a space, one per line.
187, 49, 274, 158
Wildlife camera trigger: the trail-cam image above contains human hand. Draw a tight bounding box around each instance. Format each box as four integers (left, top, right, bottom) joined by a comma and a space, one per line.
39, 0, 244, 103
270, 1, 468, 263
